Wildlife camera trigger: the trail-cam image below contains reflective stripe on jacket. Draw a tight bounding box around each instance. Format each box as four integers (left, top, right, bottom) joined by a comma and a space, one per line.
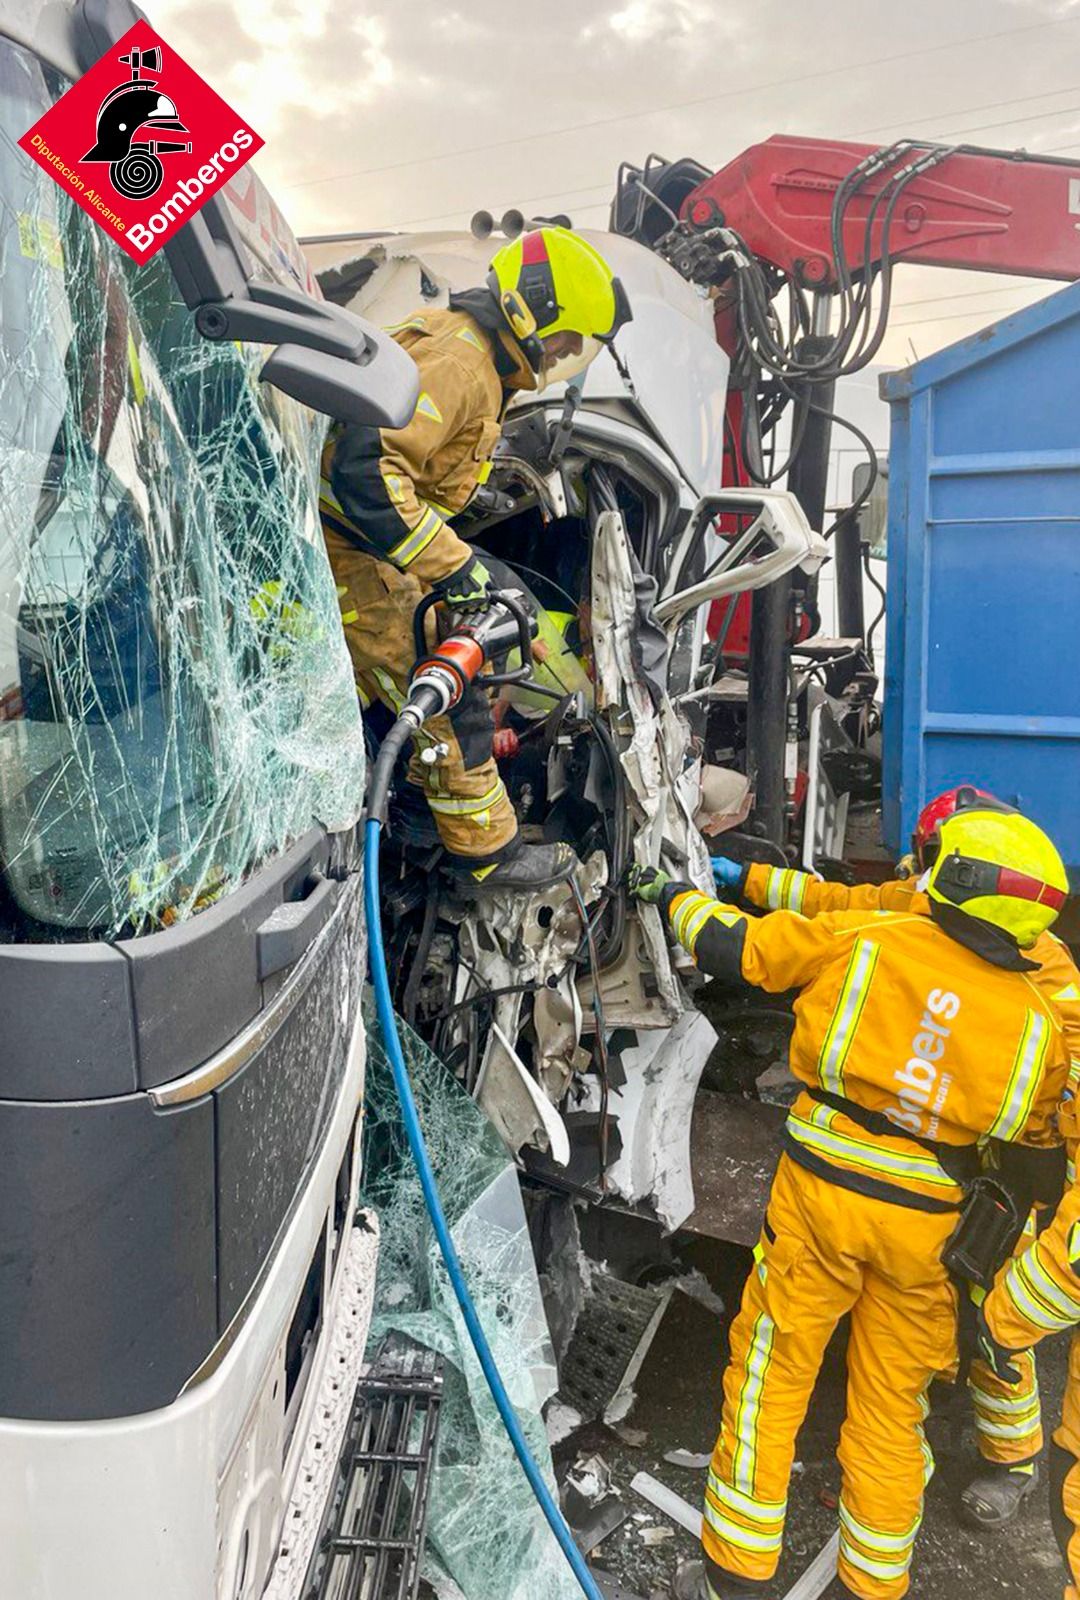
320, 307, 530, 586
741, 865, 1080, 1081
663, 888, 1068, 1205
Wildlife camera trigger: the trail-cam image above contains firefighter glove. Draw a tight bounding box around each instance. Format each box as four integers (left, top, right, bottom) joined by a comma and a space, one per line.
971, 1287, 1022, 1384
628, 864, 672, 905
433, 553, 492, 612
711, 856, 744, 891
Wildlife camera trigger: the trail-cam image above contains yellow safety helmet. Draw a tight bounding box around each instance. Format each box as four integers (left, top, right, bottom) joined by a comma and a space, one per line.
927, 804, 1069, 946
488, 227, 631, 375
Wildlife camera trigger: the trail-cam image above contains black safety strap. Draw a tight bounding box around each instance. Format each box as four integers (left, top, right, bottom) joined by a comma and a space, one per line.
806, 1086, 980, 1186
782, 1134, 962, 1216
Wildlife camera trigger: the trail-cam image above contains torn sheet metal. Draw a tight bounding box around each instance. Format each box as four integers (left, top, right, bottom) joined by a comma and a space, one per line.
462, 851, 605, 1155
360, 1000, 578, 1600
590, 504, 712, 1026
578, 1010, 718, 1232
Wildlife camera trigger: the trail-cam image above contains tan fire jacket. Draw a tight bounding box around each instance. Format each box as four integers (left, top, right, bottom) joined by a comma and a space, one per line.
319, 306, 534, 586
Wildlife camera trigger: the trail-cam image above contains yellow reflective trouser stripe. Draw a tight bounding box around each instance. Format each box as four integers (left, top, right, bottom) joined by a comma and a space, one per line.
706, 1471, 786, 1525
388, 505, 445, 568
1004, 1248, 1080, 1331
786, 1105, 957, 1189
765, 866, 809, 911
817, 938, 879, 1096
703, 1504, 784, 1553
839, 1499, 921, 1557
840, 1540, 914, 1582
373, 668, 405, 711
732, 1311, 775, 1497
426, 782, 506, 817
969, 1378, 1040, 1416
972, 1408, 1042, 1440
988, 1010, 1049, 1141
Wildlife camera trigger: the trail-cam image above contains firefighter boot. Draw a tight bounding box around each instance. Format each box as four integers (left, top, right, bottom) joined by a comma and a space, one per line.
444, 837, 578, 897
959, 1460, 1040, 1529
670, 1558, 769, 1599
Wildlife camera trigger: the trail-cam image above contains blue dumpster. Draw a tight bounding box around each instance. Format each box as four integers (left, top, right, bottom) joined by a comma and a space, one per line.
881, 280, 1080, 879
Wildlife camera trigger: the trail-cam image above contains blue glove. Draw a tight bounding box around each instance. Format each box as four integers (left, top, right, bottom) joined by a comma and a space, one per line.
711, 856, 744, 891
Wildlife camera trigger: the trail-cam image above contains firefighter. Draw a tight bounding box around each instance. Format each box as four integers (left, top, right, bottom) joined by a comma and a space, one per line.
981, 1092, 1080, 1600
631, 803, 1071, 1600
710, 785, 1080, 1530
321, 226, 630, 891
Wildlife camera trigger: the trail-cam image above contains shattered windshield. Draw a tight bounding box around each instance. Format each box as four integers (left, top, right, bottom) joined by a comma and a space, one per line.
0, 38, 365, 939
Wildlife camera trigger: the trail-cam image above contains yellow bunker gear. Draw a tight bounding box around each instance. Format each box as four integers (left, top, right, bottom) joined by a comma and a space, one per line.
740, 861, 1080, 1471
657, 886, 1068, 1598
320, 305, 535, 861
985, 1086, 1080, 1598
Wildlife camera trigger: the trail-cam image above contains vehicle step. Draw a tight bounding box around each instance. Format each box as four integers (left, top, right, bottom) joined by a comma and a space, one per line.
302, 1336, 444, 1600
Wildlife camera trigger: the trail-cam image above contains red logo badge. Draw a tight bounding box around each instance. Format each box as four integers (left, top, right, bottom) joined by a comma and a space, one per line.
19, 21, 263, 263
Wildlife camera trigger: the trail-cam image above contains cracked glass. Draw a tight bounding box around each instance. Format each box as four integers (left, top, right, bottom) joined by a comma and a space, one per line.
0, 37, 365, 939
361, 1000, 577, 1600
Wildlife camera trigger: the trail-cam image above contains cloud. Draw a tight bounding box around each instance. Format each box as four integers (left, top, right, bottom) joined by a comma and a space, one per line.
603, 0, 711, 41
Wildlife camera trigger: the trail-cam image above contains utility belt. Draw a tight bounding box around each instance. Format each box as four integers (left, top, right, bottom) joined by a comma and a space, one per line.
785, 1088, 1021, 1289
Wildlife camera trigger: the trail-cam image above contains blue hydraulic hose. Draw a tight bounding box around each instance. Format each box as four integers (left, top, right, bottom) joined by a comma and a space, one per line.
364, 816, 603, 1600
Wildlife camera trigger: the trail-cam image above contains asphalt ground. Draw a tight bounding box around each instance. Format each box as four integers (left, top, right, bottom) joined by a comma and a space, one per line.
555, 1235, 1071, 1600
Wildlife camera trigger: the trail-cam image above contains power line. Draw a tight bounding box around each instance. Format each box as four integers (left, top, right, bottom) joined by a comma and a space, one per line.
890, 300, 1052, 330
375, 83, 1080, 235
891, 283, 1045, 311
926, 103, 1080, 143
286, 15, 1079, 192
852, 82, 1080, 140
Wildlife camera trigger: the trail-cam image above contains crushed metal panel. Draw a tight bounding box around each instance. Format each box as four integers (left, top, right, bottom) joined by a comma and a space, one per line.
577, 1011, 717, 1231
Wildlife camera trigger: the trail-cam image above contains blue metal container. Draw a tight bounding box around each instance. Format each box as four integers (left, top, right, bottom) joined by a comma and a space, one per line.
881, 280, 1080, 877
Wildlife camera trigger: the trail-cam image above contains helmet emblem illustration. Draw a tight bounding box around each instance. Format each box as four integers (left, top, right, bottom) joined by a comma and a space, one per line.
82, 45, 192, 200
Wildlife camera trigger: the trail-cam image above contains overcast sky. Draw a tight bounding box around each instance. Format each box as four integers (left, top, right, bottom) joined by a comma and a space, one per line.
151, 0, 1080, 364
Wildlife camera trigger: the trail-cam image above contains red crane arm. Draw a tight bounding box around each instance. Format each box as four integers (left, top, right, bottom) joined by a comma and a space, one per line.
682, 134, 1080, 288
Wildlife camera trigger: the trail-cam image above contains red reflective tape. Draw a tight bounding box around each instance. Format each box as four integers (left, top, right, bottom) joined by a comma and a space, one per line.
997, 867, 1067, 910
520, 230, 548, 264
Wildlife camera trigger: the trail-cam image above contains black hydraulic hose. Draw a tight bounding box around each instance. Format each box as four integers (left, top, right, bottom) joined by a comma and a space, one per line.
366, 713, 420, 825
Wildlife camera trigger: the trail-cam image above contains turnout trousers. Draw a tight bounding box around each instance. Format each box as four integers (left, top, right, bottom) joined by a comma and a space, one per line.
968, 1208, 1043, 1469
703, 1154, 958, 1600
1052, 1333, 1080, 1598
325, 529, 517, 861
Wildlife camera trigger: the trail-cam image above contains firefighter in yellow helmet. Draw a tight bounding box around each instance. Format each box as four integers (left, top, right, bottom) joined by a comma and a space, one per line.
631, 804, 1071, 1600
711, 787, 1080, 1531
322, 227, 630, 891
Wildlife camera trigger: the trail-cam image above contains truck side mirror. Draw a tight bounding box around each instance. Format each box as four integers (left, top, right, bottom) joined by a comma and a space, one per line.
71, 0, 418, 427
